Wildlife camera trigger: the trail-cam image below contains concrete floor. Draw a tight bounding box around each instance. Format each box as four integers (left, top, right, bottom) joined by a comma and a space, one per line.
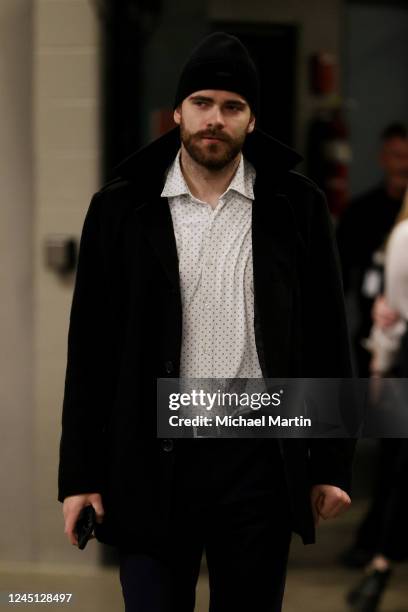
1, 501, 407, 611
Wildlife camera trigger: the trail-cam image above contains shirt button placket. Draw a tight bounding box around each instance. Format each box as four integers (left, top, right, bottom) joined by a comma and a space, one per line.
202, 213, 214, 373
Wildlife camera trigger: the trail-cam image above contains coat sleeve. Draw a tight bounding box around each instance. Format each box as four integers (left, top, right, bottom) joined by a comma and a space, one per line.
58, 192, 110, 502
303, 187, 356, 494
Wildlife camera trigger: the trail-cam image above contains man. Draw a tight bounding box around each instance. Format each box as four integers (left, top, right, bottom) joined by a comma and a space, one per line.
336, 123, 408, 377
59, 32, 353, 611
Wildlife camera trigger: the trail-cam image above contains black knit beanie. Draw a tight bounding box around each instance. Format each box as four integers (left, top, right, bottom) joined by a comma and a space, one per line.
173, 32, 260, 116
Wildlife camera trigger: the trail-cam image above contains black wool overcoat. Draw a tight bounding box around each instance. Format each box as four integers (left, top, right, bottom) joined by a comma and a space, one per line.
58, 126, 355, 547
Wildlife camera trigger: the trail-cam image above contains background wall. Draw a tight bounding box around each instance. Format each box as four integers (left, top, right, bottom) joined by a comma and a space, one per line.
0, 0, 35, 562
32, 0, 100, 565
344, 2, 408, 197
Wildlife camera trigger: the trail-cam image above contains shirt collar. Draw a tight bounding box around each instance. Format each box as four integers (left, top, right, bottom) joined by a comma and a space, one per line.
161, 148, 255, 201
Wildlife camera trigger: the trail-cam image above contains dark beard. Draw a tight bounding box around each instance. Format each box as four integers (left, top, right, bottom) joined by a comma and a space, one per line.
180, 123, 246, 170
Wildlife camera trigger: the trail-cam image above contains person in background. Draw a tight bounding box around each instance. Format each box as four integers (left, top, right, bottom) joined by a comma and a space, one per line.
337, 124, 408, 569
346, 189, 408, 612
368, 191, 408, 377
337, 122, 408, 377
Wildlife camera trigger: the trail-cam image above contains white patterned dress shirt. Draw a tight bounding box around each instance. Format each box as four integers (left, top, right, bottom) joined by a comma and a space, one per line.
161, 148, 263, 380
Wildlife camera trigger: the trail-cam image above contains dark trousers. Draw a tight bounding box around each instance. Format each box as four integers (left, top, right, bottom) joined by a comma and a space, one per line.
119, 440, 292, 612
354, 439, 408, 561
375, 439, 408, 561
354, 439, 396, 553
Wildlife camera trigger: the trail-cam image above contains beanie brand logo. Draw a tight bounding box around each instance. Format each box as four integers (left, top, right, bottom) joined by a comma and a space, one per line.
215, 71, 232, 77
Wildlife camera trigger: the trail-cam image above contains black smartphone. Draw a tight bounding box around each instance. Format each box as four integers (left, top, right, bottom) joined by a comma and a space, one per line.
74, 505, 96, 550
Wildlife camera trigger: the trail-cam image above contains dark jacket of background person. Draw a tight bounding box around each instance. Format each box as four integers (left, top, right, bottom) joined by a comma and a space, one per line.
58, 126, 354, 548
336, 184, 401, 297
337, 185, 402, 318
336, 124, 408, 376
336, 186, 402, 378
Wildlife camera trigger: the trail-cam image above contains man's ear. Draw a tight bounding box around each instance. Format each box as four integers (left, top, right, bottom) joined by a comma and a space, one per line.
174, 106, 181, 125
247, 113, 256, 134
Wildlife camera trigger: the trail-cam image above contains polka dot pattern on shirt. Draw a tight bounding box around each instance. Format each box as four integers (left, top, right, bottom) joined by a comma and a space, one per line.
161, 149, 263, 379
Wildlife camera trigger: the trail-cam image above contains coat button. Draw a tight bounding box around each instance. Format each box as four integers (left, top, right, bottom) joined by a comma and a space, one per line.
162, 438, 174, 452
164, 360, 174, 374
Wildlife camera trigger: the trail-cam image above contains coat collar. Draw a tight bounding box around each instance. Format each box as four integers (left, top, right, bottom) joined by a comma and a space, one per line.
114, 126, 302, 196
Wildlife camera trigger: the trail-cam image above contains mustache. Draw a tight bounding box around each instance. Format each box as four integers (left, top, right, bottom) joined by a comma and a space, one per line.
195, 130, 230, 142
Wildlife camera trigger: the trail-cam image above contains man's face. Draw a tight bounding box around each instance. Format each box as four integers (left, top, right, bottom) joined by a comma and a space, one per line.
173, 90, 255, 170
379, 137, 408, 195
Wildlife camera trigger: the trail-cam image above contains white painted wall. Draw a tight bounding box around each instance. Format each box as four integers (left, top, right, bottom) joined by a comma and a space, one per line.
0, 0, 35, 562
33, 0, 100, 564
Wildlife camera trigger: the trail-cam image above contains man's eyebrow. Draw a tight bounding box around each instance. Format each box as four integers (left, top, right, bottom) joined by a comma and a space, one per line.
189, 95, 247, 107
189, 95, 215, 102
224, 99, 247, 107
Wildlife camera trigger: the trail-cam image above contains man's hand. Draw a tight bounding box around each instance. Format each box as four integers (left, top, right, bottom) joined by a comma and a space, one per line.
372, 295, 399, 330
62, 493, 104, 546
310, 484, 351, 526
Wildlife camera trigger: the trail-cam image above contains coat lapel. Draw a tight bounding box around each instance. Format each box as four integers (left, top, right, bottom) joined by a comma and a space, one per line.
115, 128, 182, 292
252, 178, 297, 377
134, 195, 180, 291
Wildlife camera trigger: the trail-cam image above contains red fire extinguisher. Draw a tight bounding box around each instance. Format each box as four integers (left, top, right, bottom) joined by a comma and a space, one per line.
307, 54, 352, 219
307, 106, 352, 218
